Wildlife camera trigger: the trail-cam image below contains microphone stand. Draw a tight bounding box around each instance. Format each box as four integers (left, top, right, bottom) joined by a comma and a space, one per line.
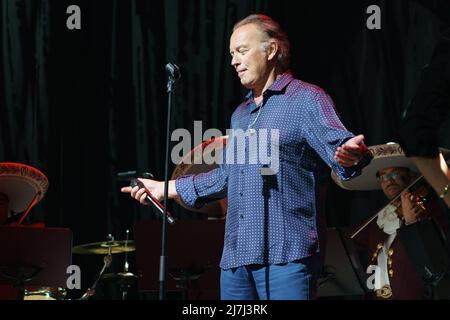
159, 63, 180, 300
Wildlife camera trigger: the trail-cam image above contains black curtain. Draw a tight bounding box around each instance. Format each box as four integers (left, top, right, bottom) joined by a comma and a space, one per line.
1, 0, 450, 294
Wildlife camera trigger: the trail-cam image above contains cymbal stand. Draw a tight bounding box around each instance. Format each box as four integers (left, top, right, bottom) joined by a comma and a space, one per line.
123, 230, 130, 273
79, 234, 114, 300
119, 230, 133, 300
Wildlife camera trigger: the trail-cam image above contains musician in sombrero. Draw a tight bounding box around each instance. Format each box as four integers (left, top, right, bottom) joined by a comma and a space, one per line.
0, 162, 49, 299
0, 162, 48, 226
332, 143, 449, 299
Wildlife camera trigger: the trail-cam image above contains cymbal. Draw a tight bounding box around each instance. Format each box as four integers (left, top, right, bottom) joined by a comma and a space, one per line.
171, 136, 228, 218
73, 240, 135, 255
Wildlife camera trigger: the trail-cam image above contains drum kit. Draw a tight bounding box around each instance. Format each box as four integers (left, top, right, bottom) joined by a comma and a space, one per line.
1, 137, 228, 300
22, 236, 138, 301
74, 232, 139, 301
0, 162, 137, 300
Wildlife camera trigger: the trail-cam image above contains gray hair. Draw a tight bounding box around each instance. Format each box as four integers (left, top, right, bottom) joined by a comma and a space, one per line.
233, 14, 291, 71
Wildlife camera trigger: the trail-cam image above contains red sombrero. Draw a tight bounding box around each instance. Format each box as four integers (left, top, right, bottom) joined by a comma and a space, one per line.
0, 162, 49, 214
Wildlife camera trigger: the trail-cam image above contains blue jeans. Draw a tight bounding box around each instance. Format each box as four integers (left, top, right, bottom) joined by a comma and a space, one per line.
220, 254, 321, 300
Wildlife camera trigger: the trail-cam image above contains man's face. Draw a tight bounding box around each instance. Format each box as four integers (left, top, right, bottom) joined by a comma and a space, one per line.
229, 24, 272, 90
378, 167, 411, 200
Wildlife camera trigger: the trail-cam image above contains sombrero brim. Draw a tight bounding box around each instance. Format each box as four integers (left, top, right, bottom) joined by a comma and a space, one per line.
331, 144, 450, 191
0, 163, 49, 213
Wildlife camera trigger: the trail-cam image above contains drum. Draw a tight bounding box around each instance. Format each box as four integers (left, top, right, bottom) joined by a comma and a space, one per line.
91, 273, 138, 300
24, 287, 67, 300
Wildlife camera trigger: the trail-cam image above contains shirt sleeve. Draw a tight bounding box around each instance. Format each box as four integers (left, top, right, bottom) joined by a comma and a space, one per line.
303, 89, 373, 180
175, 135, 230, 208
399, 28, 450, 157
175, 164, 228, 208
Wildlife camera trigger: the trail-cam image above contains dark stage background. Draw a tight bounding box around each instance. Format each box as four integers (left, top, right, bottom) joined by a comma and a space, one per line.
1, 0, 450, 298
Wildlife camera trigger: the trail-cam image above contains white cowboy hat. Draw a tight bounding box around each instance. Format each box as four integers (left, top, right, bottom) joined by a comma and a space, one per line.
331, 142, 450, 191
0, 162, 49, 214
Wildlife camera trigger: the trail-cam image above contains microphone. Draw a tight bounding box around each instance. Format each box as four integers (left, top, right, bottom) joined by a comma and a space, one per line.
165, 63, 181, 80
130, 179, 175, 225
117, 171, 154, 181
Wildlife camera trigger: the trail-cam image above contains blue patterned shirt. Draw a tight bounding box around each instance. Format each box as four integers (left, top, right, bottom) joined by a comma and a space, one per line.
176, 72, 372, 269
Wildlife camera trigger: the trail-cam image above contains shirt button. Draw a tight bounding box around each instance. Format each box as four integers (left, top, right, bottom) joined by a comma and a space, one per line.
240, 214, 244, 219
240, 169, 244, 174
239, 192, 243, 196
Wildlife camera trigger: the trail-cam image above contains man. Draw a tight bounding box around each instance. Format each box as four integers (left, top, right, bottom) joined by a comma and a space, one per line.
0, 162, 49, 299
122, 14, 372, 300
399, 27, 450, 208
333, 143, 448, 299
0, 162, 48, 226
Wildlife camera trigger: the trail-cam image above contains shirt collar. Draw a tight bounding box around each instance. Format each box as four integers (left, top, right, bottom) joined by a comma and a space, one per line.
244, 71, 294, 102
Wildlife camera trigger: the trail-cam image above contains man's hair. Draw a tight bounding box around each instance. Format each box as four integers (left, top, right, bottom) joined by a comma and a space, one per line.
233, 14, 291, 71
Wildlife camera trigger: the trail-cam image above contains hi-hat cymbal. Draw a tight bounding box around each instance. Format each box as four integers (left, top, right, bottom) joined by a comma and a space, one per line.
73, 240, 135, 255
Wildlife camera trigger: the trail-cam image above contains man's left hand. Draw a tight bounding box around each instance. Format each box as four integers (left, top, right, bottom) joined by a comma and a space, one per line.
400, 191, 422, 224
335, 134, 367, 167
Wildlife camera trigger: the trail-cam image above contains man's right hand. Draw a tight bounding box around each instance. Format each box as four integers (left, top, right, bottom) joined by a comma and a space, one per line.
121, 178, 164, 205
120, 179, 178, 205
